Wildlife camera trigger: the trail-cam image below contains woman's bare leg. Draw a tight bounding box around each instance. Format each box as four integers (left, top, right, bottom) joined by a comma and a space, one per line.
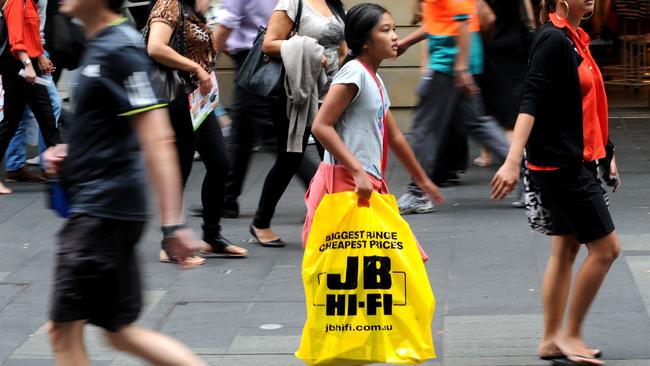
539, 235, 580, 356
555, 231, 620, 364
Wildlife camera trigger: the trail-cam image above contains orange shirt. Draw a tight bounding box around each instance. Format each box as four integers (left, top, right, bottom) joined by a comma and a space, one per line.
4, 0, 44, 59
528, 14, 609, 171
422, 0, 480, 36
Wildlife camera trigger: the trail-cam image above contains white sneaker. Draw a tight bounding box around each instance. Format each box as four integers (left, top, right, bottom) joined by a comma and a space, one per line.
397, 192, 435, 215
26, 156, 40, 166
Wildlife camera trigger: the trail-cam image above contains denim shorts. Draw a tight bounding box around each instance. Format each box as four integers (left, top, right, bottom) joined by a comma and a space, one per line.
531, 162, 615, 244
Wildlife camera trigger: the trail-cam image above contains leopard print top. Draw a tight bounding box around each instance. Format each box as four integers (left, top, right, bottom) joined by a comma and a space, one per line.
149, 0, 216, 87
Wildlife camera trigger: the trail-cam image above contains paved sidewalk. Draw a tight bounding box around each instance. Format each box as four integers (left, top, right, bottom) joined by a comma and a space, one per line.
1, 117, 649, 365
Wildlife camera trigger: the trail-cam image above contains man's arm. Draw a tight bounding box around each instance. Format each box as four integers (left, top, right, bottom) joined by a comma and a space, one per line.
131, 108, 183, 226
130, 108, 200, 261
397, 26, 426, 56
454, 20, 477, 93
212, 24, 233, 54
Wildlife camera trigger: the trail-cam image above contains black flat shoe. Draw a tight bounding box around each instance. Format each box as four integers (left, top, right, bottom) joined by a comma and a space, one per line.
249, 225, 285, 247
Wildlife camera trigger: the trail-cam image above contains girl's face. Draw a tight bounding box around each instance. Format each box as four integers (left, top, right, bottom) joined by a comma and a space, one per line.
564, 0, 595, 18
195, 0, 211, 14
365, 13, 399, 61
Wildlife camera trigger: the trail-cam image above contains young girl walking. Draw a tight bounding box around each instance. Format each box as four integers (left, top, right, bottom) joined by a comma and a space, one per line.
303, 2, 444, 246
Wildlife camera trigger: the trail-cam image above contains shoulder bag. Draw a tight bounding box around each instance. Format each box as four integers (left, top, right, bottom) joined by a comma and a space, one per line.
142, 0, 188, 100
235, 0, 302, 99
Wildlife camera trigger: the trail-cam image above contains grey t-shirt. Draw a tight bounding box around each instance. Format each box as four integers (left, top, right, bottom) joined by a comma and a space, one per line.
275, 0, 344, 95
324, 60, 390, 179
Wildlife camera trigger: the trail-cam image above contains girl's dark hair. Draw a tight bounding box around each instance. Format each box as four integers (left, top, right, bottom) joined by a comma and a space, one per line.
343, 3, 388, 65
326, 0, 345, 21
540, 0, 557, 23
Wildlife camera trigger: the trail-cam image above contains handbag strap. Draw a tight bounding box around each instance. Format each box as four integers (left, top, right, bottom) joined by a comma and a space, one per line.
290, 0, 303, 36
359, 61, 389, 177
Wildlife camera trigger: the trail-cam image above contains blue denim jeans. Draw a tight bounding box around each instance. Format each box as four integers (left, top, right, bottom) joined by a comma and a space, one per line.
4, 73, 61, 171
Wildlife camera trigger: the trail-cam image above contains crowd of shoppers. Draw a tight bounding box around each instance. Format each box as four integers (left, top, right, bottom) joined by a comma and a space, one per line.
0, 0, 624, 364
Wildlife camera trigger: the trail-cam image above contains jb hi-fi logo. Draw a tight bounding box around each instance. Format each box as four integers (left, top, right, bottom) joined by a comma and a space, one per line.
315, 256, 406, 316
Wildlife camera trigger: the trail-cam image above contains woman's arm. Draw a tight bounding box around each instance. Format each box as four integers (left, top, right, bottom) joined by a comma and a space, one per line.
147, 21, 212, 94
490, 113, 535, 200
491, 31, 565, 199
261, 10, 293, 57
385, 111, 444, 204
311, 83, 375, 198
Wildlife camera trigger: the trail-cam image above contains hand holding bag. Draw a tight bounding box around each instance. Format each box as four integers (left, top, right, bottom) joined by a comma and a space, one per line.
235, 0, 302, 99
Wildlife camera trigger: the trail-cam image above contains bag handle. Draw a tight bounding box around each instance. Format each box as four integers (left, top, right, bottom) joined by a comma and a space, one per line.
359, 61, 389, 178
291, 0, 303, 36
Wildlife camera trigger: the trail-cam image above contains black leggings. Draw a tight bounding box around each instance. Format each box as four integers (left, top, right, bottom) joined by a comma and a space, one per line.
253, 93, 317, 229
168, 94, 230, 229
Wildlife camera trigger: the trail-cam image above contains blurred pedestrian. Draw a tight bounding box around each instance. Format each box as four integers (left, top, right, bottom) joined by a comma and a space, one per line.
491, 0, 621, 363
211, 0, 296, 219
479, 0, 535, 207
44, 0, 205, 364
395, 0, 509, 215
0, 0, 61, 194
147, 0, 248, 262
4, 0, 62, 184
249, 0, 346, 246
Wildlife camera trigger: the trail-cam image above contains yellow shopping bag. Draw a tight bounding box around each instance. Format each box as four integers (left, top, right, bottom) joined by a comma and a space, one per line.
296, 192, 436, 365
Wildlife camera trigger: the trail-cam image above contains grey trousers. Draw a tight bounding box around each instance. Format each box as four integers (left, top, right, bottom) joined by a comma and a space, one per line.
407, 71, 509, 195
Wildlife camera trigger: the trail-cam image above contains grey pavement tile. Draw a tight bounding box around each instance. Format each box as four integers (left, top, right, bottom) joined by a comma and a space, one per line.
626, 256, 650, 316
228, 335, 301, 354
0, 284, 26, 311
620, 234, 650, 251
207, 354, 302, 366
441, 356, 546, 366
0, 242, 50, 277
156, 302, 244, 354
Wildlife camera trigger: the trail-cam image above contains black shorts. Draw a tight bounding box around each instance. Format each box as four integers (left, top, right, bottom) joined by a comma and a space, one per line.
531, 162, 615, 244
50, 215, 145, 332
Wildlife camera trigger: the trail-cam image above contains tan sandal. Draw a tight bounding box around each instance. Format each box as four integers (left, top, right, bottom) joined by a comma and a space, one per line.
199, 242, 248, 257
159, 249, 206, 266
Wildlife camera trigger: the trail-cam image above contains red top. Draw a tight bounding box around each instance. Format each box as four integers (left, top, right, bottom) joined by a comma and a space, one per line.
529, 14, 609, 171
4, 0, 44, 59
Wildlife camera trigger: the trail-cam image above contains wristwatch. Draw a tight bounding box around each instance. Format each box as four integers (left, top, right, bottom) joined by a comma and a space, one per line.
22, 58, 32, 66
161, 223, 187, 239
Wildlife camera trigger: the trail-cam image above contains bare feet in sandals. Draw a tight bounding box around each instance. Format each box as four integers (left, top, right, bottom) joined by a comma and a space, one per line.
0, 181, 12, 195
199, 241, 248, 257
552, 334, 604, 365
539, 340, 601, 360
